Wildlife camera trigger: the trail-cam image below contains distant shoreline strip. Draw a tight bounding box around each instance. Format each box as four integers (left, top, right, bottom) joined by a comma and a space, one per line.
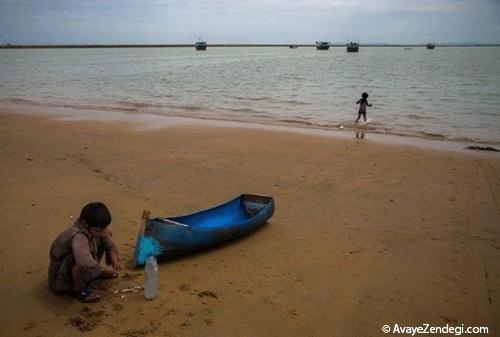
1, 44, 499, 49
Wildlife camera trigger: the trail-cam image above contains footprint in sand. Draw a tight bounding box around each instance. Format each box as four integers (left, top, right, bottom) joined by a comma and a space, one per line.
113, 303, 124, 312
179, 283, 192, 291
121, 272, 141, 281
198, 291, 218, 299
22, 322, 36, 331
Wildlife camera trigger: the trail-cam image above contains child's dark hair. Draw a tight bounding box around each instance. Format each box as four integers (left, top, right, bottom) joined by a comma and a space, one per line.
362, 92, 369, 98
80, 202, 112, 228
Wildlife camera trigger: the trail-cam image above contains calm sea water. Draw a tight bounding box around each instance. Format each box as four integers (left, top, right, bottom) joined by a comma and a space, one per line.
1, 47, 499, 143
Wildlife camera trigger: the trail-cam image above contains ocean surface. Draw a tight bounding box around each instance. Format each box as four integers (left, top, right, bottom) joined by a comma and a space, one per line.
1, 46, 499, 144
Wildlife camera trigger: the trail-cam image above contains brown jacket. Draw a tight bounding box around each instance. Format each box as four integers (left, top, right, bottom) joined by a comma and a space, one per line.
48, 220, 117, 293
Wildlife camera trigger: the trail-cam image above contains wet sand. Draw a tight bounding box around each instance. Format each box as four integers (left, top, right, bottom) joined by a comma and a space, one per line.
0, 108, 499, 337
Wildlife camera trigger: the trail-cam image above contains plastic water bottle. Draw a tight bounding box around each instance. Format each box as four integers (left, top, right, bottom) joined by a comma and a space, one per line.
144, 256, 158, 300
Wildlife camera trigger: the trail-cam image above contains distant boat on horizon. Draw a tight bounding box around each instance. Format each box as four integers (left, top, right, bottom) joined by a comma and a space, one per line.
346, 41, 359, 52
289, 44, 298, 49
315, 41, 330, 50
426, 43, 435, 50
195, 40, 207, 50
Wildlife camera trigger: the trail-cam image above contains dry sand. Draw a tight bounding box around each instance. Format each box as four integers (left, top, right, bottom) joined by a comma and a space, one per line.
0, 107, 499, 337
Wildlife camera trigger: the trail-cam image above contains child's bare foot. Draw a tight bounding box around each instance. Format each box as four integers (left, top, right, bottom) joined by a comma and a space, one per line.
74, 287, 101, 303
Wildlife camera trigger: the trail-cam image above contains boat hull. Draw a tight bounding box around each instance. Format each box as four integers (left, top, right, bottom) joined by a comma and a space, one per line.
134, 194, 275, 266
194, 41, 207, 50
347, 42, 359, 52
315, 41, 330, 50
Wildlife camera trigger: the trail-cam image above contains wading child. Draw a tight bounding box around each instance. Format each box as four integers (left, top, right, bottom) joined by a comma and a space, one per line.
48, 202, 122, 303
355, 92, 372, 123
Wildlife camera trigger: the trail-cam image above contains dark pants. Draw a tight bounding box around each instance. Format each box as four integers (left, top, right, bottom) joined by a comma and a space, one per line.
48, 248, 107, 294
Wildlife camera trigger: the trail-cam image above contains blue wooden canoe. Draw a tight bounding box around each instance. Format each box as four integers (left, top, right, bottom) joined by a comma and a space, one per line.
134, 194, 274, 266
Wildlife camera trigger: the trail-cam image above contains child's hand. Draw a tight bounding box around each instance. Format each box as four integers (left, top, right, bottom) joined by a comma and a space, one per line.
110, 253, 123, 271
101, 265, 118, 278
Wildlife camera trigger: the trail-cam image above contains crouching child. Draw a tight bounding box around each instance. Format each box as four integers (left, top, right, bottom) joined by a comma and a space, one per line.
48, 202, 123, 303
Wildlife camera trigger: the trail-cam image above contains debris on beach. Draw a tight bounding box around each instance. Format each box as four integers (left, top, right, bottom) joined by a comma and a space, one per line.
66, 316, 96, 332
111, 284, 145, 299
466, 146, 500, 152
66, 306, 104, 332
113, 284, 145, 296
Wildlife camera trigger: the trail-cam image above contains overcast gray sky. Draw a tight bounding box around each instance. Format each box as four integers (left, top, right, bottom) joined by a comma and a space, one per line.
1, 0, 499, 44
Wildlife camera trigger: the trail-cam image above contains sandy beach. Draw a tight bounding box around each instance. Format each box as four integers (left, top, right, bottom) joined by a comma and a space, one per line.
0, 106, 499, 337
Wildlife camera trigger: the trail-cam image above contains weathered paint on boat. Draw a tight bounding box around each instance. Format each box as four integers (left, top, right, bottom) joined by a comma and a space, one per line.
134, 194, 275, 266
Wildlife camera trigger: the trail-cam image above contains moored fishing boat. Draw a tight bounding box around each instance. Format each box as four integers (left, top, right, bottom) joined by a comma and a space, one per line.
195, 40, 207, 50
134, 194, 275, 266
315, 41, 330, 50
347, 41, 359, 52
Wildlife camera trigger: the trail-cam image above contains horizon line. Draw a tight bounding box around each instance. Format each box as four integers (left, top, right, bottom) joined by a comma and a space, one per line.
2, 43, 500, 49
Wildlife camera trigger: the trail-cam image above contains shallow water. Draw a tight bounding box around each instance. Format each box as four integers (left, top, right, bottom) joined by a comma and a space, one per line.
1, 46, 499, 143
